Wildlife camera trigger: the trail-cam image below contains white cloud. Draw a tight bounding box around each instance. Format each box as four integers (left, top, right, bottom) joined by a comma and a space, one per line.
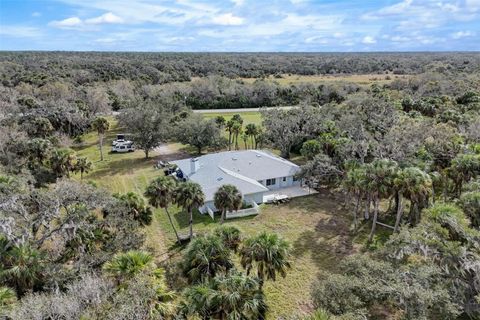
0, 26, 41, 37
390, 35, 410, 42
451, 30, 475, 39
49, 17, 82, 28
211, 13, 244, 25
362, 36, 376, 44
466, 0, 480, 11
94, 37, 118, 44
165, 36, 195, 43
50, 12, 125, 29
305, 36, 328, 44
32, 12, 41, 17
85, 12, 124, 25
362, 0, 480, 31
231, 0, 244, 6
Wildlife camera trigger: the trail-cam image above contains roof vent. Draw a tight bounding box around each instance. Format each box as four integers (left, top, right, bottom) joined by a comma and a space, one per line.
217, 177, 223, 181
232, 157, 238, 161
256, 154, 261, 158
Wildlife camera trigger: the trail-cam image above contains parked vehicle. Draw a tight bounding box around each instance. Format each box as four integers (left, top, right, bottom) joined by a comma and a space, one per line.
111, 134, 135, 153
154, 160, 168, 169
112, 134, 126, 146
112, 142, 135, 153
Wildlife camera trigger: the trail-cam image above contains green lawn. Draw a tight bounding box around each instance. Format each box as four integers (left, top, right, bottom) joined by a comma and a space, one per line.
154, 193, 364, 319
202, 111, 263, 126
72, 117, 365, 319
72, 118, 163, 194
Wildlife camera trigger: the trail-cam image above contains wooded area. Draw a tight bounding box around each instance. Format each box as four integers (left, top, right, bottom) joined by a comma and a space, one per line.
1, 52, 480, 319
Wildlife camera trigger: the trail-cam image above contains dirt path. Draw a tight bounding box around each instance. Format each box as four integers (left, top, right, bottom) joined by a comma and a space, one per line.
154, 143, 190, 161
192, 106, 298, 113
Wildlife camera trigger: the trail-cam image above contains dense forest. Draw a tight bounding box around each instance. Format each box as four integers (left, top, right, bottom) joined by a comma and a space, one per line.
1, 52, 480, 319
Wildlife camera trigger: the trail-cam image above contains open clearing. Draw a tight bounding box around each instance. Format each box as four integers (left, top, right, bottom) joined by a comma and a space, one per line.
74, 118, 364, 319
239, 73, 412, 86
202, 110, 263, 126
155, 192, 364, 318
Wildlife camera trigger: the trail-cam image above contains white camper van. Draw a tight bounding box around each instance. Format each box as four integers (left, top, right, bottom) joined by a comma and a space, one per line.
111, 134, 135, 153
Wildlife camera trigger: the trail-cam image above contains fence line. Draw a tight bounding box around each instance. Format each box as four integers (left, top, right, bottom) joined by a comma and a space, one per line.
226, 201, 260, 219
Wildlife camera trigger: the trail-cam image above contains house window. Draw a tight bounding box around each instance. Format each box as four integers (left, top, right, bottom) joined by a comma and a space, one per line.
282, 177, 287, 182
266, 178, 276, 186
293, 176, 299, 181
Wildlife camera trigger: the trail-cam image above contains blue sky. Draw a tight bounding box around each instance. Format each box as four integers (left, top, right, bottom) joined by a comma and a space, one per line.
0, 0, 479, 51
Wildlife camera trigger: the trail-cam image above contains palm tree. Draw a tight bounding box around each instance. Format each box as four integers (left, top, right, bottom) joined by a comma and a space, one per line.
239, 232, 291, 287
26, 138, 52, 166
91, 117, 110, 161
1, 244, 44, 296
423, 203, 472, 241
50, 148, 77, 178
232, 122, 242, 150
212, 271, 267, 319
114, 192, 153, 226
214, 184, 243, 224
75, 157, 92, 180
215, 115, 226, 128
231, 114, 244, 125
459, 191, 480, 228
343, 167, 366, 230
181, 235, 233, 283
365, 159, 398, 243
175, 181, 205, 240
103, 250, 153, 280
180, 271, 266, 320
0, 287, 16, 309
241, 132, 249, 149
393, 167, 432, 231
145, 176, 180, 242
214, 225, 242, 252
245, 123, 258, 150
226, 120, 235, 151
450, 154, 480, 197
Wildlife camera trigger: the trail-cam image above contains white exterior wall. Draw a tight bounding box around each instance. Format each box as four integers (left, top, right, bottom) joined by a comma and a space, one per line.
200, 201, 216, 214
258, 175, 298, 191
244, 192, 264, 204
200, 191, 264, 213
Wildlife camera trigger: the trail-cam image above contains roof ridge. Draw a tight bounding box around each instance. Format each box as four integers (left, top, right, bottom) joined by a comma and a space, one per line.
253, 150, 299, 167
219, 166, 268, 191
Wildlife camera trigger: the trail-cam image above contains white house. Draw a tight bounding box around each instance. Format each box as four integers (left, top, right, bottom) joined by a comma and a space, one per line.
170, 150, 301, 213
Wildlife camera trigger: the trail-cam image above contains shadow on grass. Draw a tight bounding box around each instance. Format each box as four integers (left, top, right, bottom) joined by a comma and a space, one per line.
291, 192, 356, 271
85, 156, 158, 179
172, 208, 217, 230
172, 207, 258, 233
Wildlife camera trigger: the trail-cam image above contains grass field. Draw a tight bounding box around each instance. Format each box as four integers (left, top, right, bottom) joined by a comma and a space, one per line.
202, 111, 263, 126
240, 73, 412, 86
154, 192, 365, 318
73, 117, 367, 319
72, 118, 163, 194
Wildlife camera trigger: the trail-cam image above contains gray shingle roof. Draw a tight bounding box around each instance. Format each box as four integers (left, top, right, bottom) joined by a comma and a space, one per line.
170, 150, 300, 202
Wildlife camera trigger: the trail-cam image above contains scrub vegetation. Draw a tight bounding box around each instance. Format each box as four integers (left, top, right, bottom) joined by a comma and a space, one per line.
1, 52, 480, 319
